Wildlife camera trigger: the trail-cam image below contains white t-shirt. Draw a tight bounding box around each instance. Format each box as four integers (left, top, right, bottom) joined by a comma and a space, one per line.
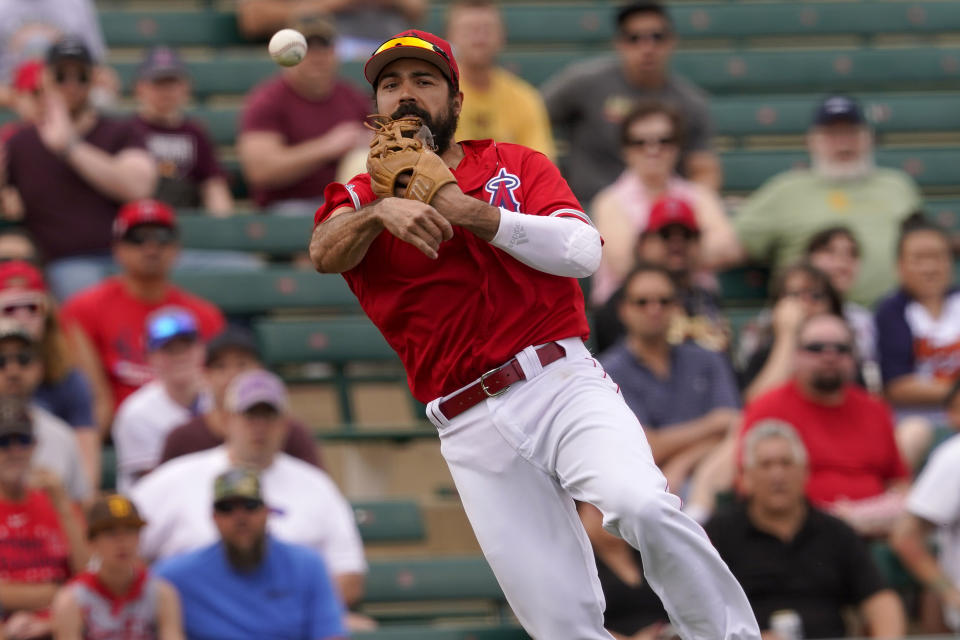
112, 381, 199, 494
32, 406, 91, 502
907, 433, 960, 631
130, 446, 366, 576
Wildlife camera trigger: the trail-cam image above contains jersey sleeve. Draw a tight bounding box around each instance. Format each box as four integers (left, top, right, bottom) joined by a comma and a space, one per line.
907, 438, 960, 526
314, 175, 376, 227
518, 150, 591, 225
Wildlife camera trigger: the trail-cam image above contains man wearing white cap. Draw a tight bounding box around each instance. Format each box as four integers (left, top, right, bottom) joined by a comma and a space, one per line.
130, 369, 366, 606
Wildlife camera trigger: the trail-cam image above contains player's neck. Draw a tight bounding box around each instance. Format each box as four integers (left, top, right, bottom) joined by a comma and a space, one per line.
747, 499, 807, 542
0, 480, 26, 502
138, 106, 184, 128
461, 64, 494, 91
626, 335, 671, 374
120, 273, 168, 302
622, 65, 668, 90
98, 564, 137, 596
440, 142, 466, 170
164, 377, 202, 410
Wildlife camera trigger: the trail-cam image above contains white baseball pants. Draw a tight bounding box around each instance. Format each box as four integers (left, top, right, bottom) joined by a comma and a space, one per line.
426, 337, 761, 640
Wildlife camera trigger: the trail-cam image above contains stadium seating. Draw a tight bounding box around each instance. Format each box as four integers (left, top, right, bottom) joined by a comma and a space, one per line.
355, 626, 525, 640
354, 500, 426, 543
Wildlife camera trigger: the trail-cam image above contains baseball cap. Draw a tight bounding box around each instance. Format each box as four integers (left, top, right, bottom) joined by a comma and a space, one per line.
0, 396, 33, 438
813, 95, 865, 126
645, 197, 699, 234
137, 46, 188, 81
46, 36, 93, 66
214, 468, 263, 504
293, 13, 337, 41
145, 307, 199, 351
12, 60, 44, 93
87, 494, 147, 538
364, 30, 459, 90
225, 369, 288, 414
206, 326, 261, 366
0, 261, 46, 294
0, 318, 37, 346
113, 199, 177, 240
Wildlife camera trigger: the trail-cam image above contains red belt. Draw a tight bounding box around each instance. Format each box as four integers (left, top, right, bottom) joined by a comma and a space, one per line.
438, 342, 567, 420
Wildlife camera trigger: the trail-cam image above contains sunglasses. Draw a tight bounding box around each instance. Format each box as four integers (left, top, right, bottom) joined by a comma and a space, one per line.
374, 36, 451, 63
1, 302, 42, 316
0, 351, 36, 369
801, 341, 852, 355
0, 432, 34, 449
626, 296, 676, 308
624, 136, 678, 149
620, 30, 670, 44
213, 498, 264, 514
123, 227, 177, 246
54, 68, 90, 85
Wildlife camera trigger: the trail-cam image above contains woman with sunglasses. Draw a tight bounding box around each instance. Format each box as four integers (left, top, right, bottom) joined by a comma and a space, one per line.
590, 100, 735, 306
0, 260, 99, 489
736, 262, 845, 403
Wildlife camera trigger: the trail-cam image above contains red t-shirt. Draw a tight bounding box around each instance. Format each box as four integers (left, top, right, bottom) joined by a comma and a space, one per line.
315, 140, 591, 402
61, 277, 225, 408
0, 490, 71, 584
740, 381, 908, 505
240, 75, 370, 207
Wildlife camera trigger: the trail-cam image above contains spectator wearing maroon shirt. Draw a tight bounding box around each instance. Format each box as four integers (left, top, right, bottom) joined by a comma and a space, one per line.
1, 37, 156, 301
0, 396, 87, 640
61, 200, 225, 433
238, 14, 370, 214
161, 326, 320, 468
739, 313, 910, 537
132, 46, 232, 216
1, 60, 44, 222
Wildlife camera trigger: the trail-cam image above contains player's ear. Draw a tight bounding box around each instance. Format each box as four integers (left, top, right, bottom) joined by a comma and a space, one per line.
452, 90, 464, 117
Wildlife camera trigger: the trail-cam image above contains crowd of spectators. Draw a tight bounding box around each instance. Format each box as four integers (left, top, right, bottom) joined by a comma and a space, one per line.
0, 0, 957, 637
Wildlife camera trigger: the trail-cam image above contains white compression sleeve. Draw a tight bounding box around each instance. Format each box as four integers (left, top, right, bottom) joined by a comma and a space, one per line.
489, 207, 602, 278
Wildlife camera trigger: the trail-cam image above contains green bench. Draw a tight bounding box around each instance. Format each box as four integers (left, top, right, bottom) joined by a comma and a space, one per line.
171, 268, 356, 315
99, 10, 241, 47
353, 500, 426, 543
364, 556, 511, 624
176, 213, 311, 254
423, 1, 960, 45
355, 627, 526, 640
111, 47, 960, 98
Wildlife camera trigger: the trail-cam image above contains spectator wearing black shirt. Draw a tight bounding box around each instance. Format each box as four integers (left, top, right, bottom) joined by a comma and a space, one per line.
705, 420, 905, 638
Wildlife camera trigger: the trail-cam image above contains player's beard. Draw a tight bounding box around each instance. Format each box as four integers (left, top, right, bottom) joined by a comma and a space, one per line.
810, 370, 845, 393
224, 533, 266, 572
811, 150, 875, 181
390, 101, 459, 154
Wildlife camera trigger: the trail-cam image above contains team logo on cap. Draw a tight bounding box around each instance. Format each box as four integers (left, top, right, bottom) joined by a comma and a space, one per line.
484, 169, 521, 211
107, 495, 132, 517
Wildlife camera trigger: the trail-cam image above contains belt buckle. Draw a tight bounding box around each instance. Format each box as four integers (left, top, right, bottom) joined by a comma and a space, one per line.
479, 365, 509, 398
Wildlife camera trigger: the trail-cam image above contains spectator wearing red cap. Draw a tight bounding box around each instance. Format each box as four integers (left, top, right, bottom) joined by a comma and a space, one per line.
0, 60, 44, 222
61, 200, 224, 432
238, 14, 370, 214
593, 195, 729, 354
1, 37, 157, 301
132, 46, 233, 216
588, 101, 733, 307
0, 260, 98, 486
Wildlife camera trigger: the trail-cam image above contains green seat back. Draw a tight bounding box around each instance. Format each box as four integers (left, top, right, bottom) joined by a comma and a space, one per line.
254, 317, 395, 365
355, 626, 526, 640
353, 500, 425, 543
177, 214, 312, 254
99, 10, 241, 47
171, 268, 355, 314
365, 557, 504, 603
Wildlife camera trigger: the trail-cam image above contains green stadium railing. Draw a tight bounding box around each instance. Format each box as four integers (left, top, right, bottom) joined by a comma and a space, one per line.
110, 47, 960, 98
99, 2, 960, 49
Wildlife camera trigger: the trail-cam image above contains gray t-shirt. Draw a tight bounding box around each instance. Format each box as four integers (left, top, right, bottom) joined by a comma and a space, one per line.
0, 0, 106, 82
599, 340, 739, 429
32, 405, 92, 502
542, 56, 713, 204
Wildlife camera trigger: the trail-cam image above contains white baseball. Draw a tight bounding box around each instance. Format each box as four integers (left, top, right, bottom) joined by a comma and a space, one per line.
268, 29, 308, 67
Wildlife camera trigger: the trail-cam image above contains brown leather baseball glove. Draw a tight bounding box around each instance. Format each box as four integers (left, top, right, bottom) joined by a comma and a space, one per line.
365, 115, 456, 203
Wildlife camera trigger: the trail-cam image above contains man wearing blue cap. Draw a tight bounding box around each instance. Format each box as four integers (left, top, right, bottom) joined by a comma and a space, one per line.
721, 94, 922, 307
112, 306, 209, 492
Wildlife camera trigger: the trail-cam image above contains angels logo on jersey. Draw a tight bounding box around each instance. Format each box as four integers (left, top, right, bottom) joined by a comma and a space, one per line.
484, 168, 521, 211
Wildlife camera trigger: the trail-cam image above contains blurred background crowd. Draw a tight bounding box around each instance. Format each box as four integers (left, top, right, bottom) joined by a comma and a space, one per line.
0, 0, 959, 638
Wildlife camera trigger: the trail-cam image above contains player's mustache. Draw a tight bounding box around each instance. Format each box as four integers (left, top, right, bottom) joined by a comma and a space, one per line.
390, 104, 434, 127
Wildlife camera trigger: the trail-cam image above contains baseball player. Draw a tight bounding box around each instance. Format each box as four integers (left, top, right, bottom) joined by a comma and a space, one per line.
310, 30, 760, 639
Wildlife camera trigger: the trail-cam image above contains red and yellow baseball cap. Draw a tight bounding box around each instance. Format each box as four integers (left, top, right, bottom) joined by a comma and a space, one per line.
0, 260, 46, 293
112, 199, 177, 240
645, 196, 699, 234
364, 30, 459, 90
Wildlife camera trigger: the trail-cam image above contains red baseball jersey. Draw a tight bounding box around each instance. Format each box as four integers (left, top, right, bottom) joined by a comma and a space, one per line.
316, 140, 591, 402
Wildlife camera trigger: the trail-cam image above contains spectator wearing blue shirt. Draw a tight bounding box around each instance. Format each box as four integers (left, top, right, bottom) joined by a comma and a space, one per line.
599, 263, 740, 492
155, 468, 347, 640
